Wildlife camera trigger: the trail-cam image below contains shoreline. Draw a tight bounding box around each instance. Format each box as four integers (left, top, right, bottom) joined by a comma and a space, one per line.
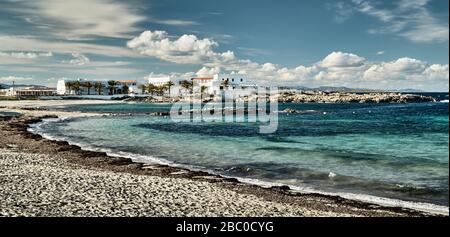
29, 116, 450, 215
0, 101, 448, 217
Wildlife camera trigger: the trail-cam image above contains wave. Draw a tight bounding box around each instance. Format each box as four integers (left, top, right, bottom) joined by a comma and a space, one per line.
27, 117, 449, 216
233, 176, 448, 216
28, 120, 173, 166
439, 100, 449, 103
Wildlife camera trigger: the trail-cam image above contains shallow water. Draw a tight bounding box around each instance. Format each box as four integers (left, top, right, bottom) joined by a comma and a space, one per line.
37, 101, 449, 206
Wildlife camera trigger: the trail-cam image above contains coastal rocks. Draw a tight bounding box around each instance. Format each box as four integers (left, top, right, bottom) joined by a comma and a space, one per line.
122, 96, 150, 102
123, 96, 180, 103
150, 111, 171, 116
282, 108, 300, 114
105, 157, 133, 166
124, 92, 436, 104
271, 185, 291, 192
278, 92, 436, 104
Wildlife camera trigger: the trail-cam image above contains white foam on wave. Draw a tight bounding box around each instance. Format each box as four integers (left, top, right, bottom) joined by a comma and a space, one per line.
439, 100, 449, 103
28, 121, 174, 166
231, 176, 449, 216
27, 117, 69, 134
27, 117, 449, 216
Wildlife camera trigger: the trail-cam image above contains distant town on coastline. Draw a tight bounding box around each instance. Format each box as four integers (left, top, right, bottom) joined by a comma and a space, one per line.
0, 74, 441, 104
1, 73, 253, 99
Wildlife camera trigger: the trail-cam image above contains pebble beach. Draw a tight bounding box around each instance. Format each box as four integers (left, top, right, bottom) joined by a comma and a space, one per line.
0, 100, 446, 217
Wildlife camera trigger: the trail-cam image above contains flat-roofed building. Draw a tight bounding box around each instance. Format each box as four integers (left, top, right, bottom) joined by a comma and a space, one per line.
15, 87, 57, 97
192, 77, 218, 95
56, 79, 145, 96
191, 74, 251, 95
148, 75, 184, 96
148, 76, 171, 86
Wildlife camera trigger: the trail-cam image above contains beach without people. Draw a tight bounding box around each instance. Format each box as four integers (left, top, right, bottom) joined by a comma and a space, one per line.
0, 99, 448, 217
0, 0, 448, 220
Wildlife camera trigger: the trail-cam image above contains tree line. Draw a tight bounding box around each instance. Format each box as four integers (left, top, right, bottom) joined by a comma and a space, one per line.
65, 78, 232, 96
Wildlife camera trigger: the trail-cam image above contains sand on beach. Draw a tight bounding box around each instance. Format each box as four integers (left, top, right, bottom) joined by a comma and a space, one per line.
0, 100, 446, 217
0, 99, 117, 118
0, 148, 347, 217
0, 99, 120, 108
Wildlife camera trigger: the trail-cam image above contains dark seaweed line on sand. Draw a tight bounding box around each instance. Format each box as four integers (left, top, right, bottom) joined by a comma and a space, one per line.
0, 114, 441, 217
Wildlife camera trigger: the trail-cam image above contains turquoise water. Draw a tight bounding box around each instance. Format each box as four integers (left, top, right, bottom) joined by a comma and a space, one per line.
37, 101, 449, 206
0, 111, 21, 117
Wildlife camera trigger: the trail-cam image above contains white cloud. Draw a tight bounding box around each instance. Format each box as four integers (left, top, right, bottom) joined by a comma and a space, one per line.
130, 29, 448, 91
0, 51, 53, 59
154, 19, 199, 26
237, 47, 271, 56
363, 57, 426, 81
14, 0, 146, 39
127, 30, 235, 64
424, 64, 450, 81
349, 0, 449, 43
186, 52, 448, 91
361, 58, 449, 90
0, 76, 33, 83
326, 2, 355, 23
65, 67, 142, 76
318, 51, 366, 68
376, 51, 385, 55
261, 63, 277, 72
359, 58, 449, 90
196, 66, 221, 77
0, 35, 137, 57
63, 53, 90, 65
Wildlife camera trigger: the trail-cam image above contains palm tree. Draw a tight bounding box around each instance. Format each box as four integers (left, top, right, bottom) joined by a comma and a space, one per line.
180, 80, 193, 94
156, 85, 166, 96
94, 82, 104, 95
107, 80, 117, 95
221, 78, 230, 90
83, 81, 93, 95
73, 81, 82, 95
138, 84, 147, 94
122, 85, 129, 94
147, 83, 156, 96
65, 81, 73, 95
200, 85, 208, 96
165, 81, 175, 97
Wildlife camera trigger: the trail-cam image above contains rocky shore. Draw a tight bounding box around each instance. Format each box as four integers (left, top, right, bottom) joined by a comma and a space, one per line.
278, 92, 436, 103
0, 102, 446, 217
120, 92, 437, 104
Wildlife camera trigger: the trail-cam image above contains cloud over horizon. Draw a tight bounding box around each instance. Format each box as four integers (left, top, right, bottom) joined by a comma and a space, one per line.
128, 30, 449, 91
12, 0, 146, 39
331, 0, 449, 43
0, 0, 448, 91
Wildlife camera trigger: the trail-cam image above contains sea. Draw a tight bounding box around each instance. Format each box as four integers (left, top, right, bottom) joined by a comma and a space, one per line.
29, 93, 449, 211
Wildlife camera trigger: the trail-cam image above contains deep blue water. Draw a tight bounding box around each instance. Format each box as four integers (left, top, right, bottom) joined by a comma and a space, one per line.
37, 100, 449, 206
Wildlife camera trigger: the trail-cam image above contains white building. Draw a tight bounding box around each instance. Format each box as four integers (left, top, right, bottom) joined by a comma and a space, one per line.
148, 75, 184, 96
56, 80, 67, 95
145, 73, 256, 98
2, 87, 15, 97
191, 77, 217, 95
148, 74, 252, 96
148, 76, 171, 86
206, 74, 252, 94
15, 87, 57, 97
57, 79, 143, 96
214, 74, 248, 86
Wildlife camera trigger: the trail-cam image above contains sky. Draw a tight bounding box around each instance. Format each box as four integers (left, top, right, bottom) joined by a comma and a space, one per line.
0, 0, 448, 91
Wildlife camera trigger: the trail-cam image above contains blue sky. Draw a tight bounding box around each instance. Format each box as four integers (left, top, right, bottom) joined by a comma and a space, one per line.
0, 0, 448, 91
